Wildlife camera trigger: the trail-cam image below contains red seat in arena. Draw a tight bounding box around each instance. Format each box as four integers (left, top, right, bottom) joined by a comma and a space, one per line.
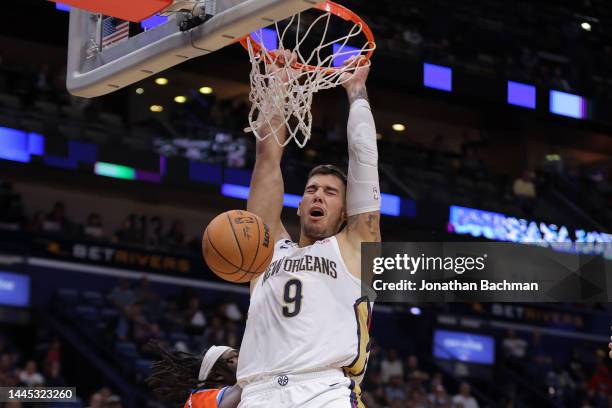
48, 0, 172, 22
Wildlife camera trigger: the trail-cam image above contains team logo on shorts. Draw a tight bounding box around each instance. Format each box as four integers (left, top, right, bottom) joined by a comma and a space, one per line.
277, 375, 289, 386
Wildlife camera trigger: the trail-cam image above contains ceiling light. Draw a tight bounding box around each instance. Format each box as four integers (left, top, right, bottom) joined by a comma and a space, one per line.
199, 86, 213, 94
155, 77, 168, 85
150, 105, 164, 112
392, 123, 405, 131
581, 22, 591, 31
174, 95, 187, 103
135, 88, 144, 94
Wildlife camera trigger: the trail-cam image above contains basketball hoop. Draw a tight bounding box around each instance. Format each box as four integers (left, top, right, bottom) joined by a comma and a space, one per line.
239, 1, 375, 148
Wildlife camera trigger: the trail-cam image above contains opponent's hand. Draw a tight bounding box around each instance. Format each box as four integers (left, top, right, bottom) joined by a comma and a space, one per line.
340, 56, 370, 93
609, 336, 612, 359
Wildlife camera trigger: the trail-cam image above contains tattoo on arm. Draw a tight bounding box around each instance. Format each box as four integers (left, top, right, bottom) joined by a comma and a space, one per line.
347, 86, 369, 105
347, 212, 381, 242
366, 213, 381, 241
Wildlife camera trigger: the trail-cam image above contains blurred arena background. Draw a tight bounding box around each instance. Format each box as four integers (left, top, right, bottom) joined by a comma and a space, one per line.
0, 0, 611, 407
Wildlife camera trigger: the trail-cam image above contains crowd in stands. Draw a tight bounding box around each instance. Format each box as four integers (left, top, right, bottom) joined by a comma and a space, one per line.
8, 0, 611, 101
0, 331, 126, 407
2, 273, 611, 408
1, 5, 612, 232
2, 32, 612, 230
5, 0, 612, 101
51, 278, 247, 406
85, 388, 124, 408
500, 329, 612, 408
0, 338, 60, 389
1, 260, 610, 408
0, 181, 202, 254
67, 278, 489, 408
361, 349, 481, 408
106, 278, 244, 352
4, 57, 610, 232
1, 123, 611, 255
316, 126, 611, 230
349, 0, 612, 98
53, 278, 611, 407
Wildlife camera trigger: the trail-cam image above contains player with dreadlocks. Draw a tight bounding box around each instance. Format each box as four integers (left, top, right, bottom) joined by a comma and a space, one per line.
145, 339, 241, 408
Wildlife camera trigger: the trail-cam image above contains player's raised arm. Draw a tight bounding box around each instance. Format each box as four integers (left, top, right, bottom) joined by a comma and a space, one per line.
246, 51, 294, 243
247, 117, 289, 243
340, 59, 381, 249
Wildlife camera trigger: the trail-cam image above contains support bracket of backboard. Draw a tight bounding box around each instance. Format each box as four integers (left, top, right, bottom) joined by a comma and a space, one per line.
66, 0, 318, 97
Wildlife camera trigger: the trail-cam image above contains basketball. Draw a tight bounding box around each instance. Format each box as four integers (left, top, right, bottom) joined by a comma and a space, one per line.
202, 210, 273, 283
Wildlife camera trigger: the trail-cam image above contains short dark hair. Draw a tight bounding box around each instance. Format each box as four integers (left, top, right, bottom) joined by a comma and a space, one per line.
307, 164, 347, 186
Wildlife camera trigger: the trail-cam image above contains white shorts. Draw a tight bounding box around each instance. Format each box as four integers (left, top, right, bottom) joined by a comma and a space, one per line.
238, 369, 361, 408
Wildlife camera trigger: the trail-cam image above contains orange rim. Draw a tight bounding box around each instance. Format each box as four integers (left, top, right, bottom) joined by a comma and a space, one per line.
239, 0, 375, 74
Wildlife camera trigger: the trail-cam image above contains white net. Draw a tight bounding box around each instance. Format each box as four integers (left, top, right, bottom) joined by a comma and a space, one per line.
243, 5, 376, 148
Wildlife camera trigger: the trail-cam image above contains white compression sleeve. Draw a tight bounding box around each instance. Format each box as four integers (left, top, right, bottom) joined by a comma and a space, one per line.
346, 98, 380, 217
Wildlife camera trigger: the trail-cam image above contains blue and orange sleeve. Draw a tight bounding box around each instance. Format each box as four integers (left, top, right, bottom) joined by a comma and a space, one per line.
184, 387, 228, 408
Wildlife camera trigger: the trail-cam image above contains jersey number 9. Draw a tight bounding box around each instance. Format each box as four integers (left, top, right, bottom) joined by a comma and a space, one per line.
282, 279, 302, 317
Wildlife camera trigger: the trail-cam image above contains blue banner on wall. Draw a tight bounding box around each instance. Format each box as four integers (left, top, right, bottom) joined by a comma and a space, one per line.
433, 329, 495, 365
0, 271, 30, 307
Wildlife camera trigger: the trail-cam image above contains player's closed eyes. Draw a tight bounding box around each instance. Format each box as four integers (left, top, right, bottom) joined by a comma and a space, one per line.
305, 186, 337, 196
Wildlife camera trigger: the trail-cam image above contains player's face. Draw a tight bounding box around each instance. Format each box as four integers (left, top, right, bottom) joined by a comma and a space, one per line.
217, 349, 239, 384
298, 174, 347, 240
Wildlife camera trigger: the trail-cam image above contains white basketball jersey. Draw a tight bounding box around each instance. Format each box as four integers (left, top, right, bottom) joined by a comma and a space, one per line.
237, 236, 372, 385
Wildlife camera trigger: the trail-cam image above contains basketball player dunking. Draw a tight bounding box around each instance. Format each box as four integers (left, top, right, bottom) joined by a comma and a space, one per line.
237, 51, 380, 408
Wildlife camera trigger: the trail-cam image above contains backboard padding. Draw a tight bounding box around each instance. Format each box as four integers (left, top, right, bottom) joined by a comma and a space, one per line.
50, 0, 172, 22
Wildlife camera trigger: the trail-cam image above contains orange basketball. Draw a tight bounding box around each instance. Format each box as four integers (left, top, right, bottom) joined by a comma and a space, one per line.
202, 210, 273, 283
